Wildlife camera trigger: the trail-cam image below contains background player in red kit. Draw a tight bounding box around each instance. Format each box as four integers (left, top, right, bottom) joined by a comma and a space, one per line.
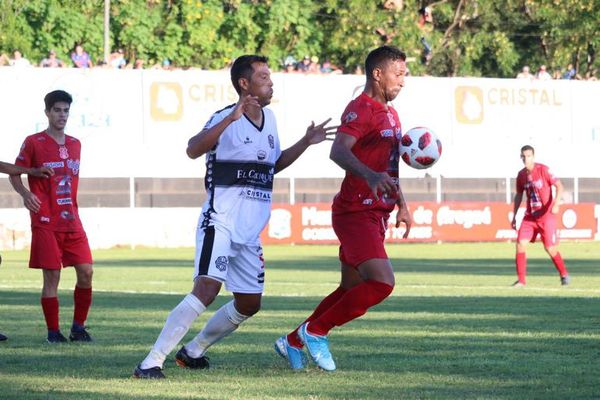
511, 145, 570, 287
0, 161, 54, 342
10, 90, 94, 343
275, 46, 412, 371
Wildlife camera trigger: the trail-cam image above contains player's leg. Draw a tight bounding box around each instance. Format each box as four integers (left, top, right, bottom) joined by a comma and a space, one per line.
299, 212, 393, 371
135, 225, 228, 378
63, 230, 95, 341
514, 219, 536, 286
283, 259, 359, 351
180, 243, 263, 367
32, 229, 67, 343
539, 217, 569, 284
42, 269, 66, 343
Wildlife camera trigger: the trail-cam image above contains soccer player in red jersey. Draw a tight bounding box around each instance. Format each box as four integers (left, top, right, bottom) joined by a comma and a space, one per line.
0, 161, 54, 342
511, 145, 570, 287
9, 90, 95, 343
275, 46, 412, 371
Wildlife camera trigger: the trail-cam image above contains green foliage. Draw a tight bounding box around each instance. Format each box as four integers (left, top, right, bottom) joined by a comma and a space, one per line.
0, 0, 597, 77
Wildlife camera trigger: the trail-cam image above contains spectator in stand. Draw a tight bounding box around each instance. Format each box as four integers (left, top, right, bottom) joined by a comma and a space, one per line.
551, 67, 562, 80
516, 66, 533, 79
308, 56, 321, 74
109, 49, 127, 69
296, 55, 311, 73
71, 44, 93, 68
320, 59, 342, 74
562, 63, 576, 80
40, 50, 65, 68
0, 53, 10, 66
535, 65, 552, 80
10, 50, 32, 68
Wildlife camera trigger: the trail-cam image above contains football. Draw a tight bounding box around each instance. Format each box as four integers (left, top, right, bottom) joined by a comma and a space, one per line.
399, 127, 442, 169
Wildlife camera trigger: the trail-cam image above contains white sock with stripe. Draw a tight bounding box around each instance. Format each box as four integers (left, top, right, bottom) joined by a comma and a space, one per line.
184, 300, 249, 358
140, 293, 206, 369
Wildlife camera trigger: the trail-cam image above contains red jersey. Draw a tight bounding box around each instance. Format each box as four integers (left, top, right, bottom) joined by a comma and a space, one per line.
332, 93, 402, 215
15, 131, 84, 232
516, 163, 558, 219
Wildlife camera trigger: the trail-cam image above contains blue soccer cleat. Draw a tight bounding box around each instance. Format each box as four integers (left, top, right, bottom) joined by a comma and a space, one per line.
274, 335, 307, 370
298, 323, 336, 371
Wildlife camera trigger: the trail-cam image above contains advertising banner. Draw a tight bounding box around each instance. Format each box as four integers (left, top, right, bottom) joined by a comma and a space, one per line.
262, 202, 597, 244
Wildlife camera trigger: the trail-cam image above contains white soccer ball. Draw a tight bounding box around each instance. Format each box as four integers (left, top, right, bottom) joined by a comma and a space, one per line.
399, 127, 442, 169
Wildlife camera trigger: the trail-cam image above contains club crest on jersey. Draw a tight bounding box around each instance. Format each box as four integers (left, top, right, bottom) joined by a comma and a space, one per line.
344, 112, 358, 123
268, 134, 274, 149
257, 150, 266, 160
380, 129, 394, 137
215, 256, 228, 272
58, 146, 69, 160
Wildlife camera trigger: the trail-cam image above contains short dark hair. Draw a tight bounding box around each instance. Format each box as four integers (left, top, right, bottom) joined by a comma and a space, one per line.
44, 90, 72, 111
521, 145, 535, 154
365, 46, 406, 81
230, 55, 269, 94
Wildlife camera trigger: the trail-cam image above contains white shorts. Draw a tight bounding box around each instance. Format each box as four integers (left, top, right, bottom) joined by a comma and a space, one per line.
194, 225, 265, 294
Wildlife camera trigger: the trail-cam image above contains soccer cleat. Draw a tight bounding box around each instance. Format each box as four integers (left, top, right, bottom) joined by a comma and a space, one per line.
274, 335, 308, 370
69, 327, 93, 342
298, 323, 336, 372
133, 364, 165, 379
47, 330, 68, 343
175, 346, 210, 370
0, 332, 7, 341
511, 280, 526, 288
560, 275, 571, 286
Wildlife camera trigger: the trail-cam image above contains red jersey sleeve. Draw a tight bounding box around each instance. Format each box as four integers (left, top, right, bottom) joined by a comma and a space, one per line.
543, 165, 558, 186
337, 99, 371, 140
15, 137, 34, 168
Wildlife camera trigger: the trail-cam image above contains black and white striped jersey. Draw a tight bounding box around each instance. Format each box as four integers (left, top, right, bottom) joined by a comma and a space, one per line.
198, 104, 282, 245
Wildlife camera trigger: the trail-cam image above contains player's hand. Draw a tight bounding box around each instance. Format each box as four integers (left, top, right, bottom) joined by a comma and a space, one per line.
366, 171, 397, 201
551, 203, 559, 214
511, 218, 517, 230
395, 207, 412, 239
22, 191, 42, 213
230, 95, 260, 121
29, 166, 54, 178
304, 118, 338, 145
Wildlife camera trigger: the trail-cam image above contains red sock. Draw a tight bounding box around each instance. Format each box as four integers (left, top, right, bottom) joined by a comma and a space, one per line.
73, 286, 93, 327
41, 297, 59, 331
287, 286, 347, 348
307, 280, 393, 336
551, 253, 568, 277
516, 252, 527, 283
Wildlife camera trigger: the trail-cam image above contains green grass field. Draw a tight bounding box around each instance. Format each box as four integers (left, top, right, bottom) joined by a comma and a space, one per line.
1, 242, 599, 400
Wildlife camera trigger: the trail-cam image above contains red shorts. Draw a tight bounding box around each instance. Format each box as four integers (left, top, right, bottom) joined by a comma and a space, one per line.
517, 215, 558, 248
30, 228, 93, 269
332, 211, 389, 268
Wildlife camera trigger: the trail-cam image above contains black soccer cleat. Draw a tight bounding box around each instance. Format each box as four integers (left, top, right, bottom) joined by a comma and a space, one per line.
133, 364, 165, 379
175, 346, 210, 369
560, 275, 571, 286
47, 330, 68, 343
69, 327, 93, 342
0, 332, 7, 341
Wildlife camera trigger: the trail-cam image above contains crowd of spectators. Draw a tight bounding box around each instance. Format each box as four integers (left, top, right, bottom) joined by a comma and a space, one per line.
0, 45, 173, 71
516, 64, 597, 81
1, 45, 598, 81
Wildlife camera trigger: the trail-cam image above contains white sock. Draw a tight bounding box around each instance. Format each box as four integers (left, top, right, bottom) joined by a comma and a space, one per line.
185, 300, 249, 358
140, 294, 206, 369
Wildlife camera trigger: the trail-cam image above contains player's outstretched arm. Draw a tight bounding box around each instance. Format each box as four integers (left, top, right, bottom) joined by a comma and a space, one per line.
330, 132, 396, 200
186, 95, 259, 159
9, 174, 42, 213
395, 187, 412, 239
275, 118, 337, 173
0, 161, 53, 178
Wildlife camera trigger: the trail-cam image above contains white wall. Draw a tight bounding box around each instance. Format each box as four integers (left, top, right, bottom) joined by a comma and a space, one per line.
2, 68, 599, 179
